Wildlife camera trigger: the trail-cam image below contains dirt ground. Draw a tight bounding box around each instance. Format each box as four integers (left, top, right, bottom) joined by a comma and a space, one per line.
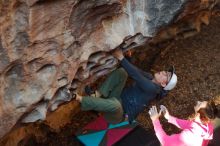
23, 15, 220, 146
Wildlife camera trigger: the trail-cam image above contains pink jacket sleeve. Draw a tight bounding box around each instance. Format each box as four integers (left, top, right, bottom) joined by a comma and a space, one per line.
152, 119, 169, 145
168, 116, 192, 129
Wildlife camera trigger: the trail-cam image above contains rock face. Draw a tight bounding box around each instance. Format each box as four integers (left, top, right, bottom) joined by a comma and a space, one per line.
0, 0, 218, 139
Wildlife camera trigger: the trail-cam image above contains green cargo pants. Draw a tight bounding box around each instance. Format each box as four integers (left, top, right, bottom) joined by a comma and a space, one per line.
81, 68, 128, 124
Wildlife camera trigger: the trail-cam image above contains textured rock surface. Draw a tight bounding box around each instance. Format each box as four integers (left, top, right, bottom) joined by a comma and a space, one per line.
0, 0, 218, 139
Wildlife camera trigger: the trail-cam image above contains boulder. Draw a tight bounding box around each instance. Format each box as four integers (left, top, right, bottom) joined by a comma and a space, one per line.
0, 0, 218, 139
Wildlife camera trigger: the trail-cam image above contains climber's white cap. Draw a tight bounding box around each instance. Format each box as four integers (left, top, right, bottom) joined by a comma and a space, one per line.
164, 66, 177, 91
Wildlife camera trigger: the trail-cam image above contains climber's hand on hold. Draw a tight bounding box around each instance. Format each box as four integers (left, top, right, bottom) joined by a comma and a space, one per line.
112, 48, 124, 61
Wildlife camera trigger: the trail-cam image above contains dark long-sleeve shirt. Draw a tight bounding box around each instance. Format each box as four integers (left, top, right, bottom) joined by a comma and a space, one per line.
120, 58, 164, 122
